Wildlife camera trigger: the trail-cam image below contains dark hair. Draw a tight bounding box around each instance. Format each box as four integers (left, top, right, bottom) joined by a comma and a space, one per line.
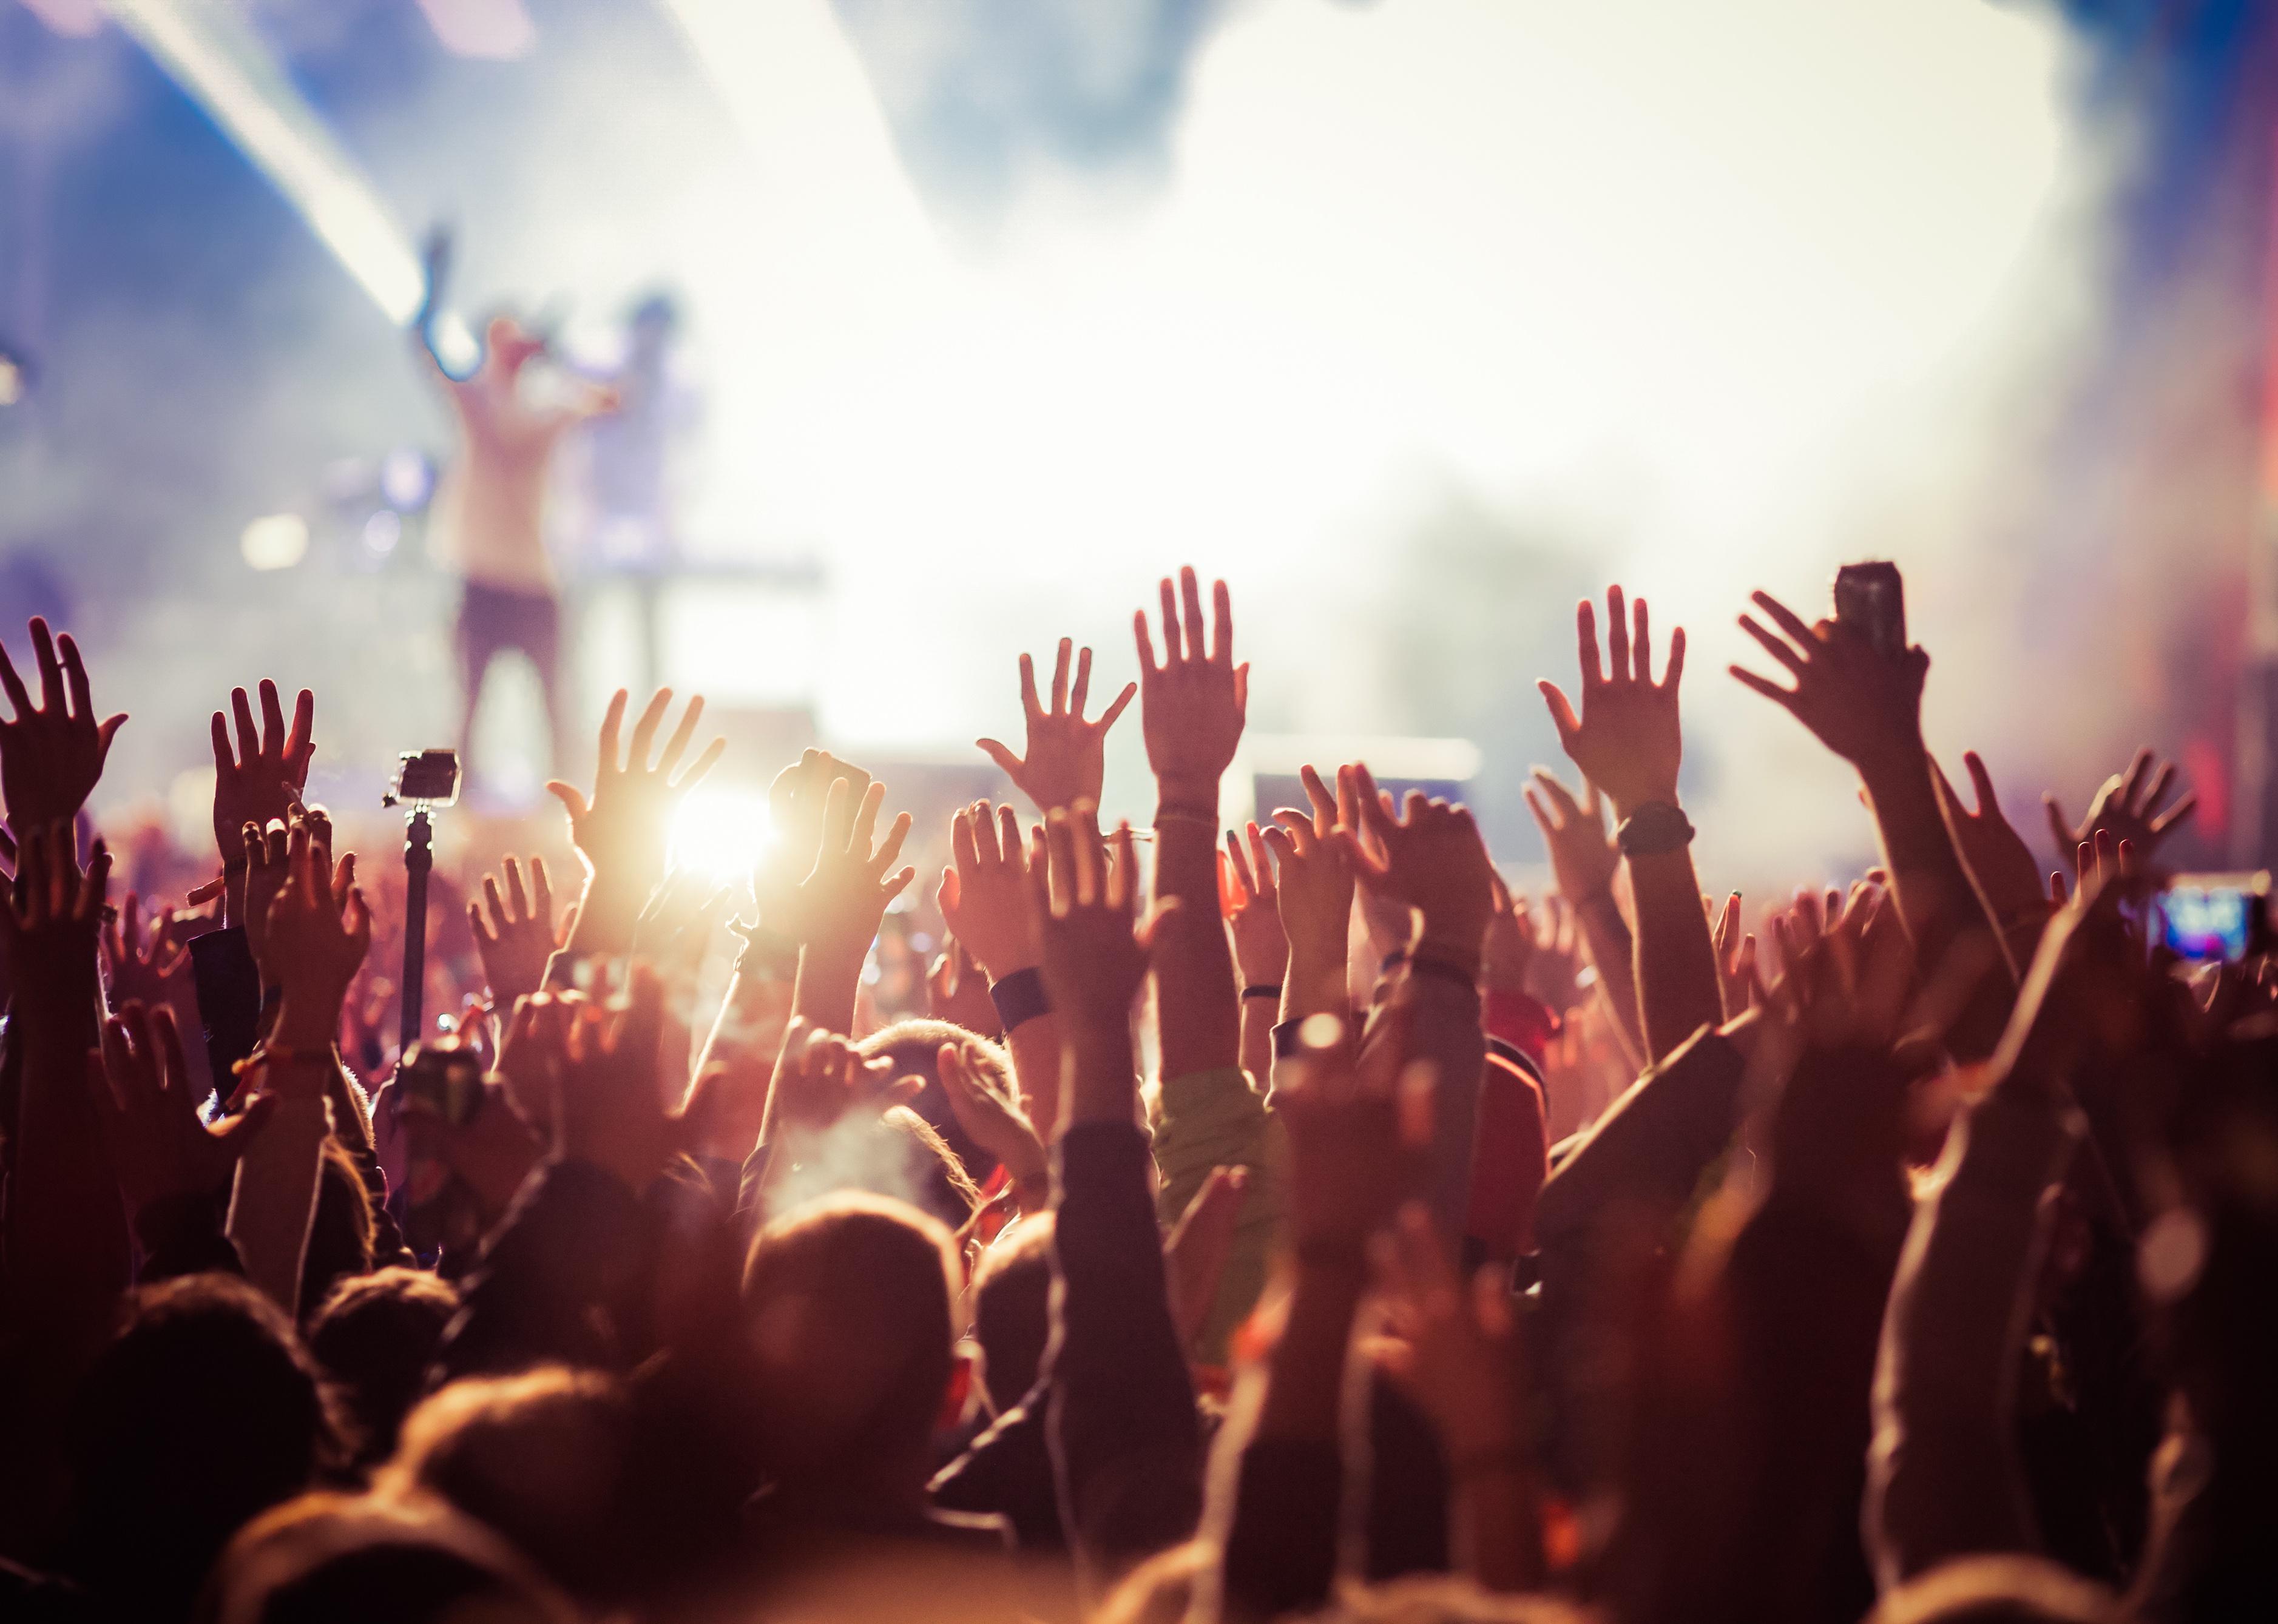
741, 1193, 959, 1479
64, 1275, 349, 1616
307, 1267, 461, 1466
300, 1137, 377, 1321
860, 1018, 1018, 1201
202, 1491, 573, 1624
378, 1369, 636, 1605
970, 1213, 1055, 1414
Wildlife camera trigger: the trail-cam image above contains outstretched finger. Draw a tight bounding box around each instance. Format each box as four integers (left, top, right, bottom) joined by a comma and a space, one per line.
58, 633, 93, 721
595, 689, 630, 775
0, 639, 32, 722
257, 678, 286, 757
30, 619, 64, 715
1575, 598, 1604, 688
1210, 577, 1234, 666
1097, 681, 1137, 732
1537, 681, 1583, 750
1749, 590, 1816, 649
1631, 595, 1652, 684
1729, 665, 1801, 712
1158, 578, 1184, 663
2149, 792, 2199, 838
1962, 752, 2001, 820
1070, 645, 1094, 717
655, 693, 705, 779
1018, 650, 1042, 721
1180, 567, 1208, 662
1604, 586, 1632, 679
1050, 639, 1072, 715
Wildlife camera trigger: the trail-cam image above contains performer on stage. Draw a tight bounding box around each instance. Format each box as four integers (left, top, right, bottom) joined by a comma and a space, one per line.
410, 231, 616, 783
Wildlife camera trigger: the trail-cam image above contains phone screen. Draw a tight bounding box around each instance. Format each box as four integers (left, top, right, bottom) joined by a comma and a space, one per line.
2155, 883, 2257, 963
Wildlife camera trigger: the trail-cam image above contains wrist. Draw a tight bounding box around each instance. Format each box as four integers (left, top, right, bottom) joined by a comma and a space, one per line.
270, 992, 345, 1052
1154, 776, 1221, 815
1604, 783, 1680, 824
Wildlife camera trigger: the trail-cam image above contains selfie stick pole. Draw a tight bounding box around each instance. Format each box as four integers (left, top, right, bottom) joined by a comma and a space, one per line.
398, 807, 433, 1051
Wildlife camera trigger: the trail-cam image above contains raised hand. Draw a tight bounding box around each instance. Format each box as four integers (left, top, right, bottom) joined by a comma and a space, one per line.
1221, 821, 1289, 989
0, 821, 111, 1003
936, 801, 1040, 981
1482, 872, 1533, 994
100, 892, 185, 1014
936, 1039, 1049, 1202
467, 854, 561, 1007
1276, 992, 1426, 1255
1332, 763, 1497, 972
2044, 748, 2195, 874
794, 778, 916, 958
1263, 765, 1357, 1018
210, 679, 313, 860
762, 1015, 920, 1139
547, 972, 711, 1193
926, 939, 1001, 1037
1375, 1200, 1526, 1478
1933, 753, 2049, 925
1731, 588, 1926, 775
1029, 805, 1168, 1044
261, 817, 371, 1073
92, 1001, 269, 1211
548, 688, 725, 946
0, 618, 126, 834
1539, 587, 1686, 818
1523, 768, 1619, 905
753, 749, 872, 943
1134, 567, 1247, 805
1708, 891, 1759, 1017
978, 638, 1138, 813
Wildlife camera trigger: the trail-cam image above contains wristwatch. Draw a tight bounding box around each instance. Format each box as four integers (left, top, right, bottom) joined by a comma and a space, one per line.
1615, 800, 1695, 857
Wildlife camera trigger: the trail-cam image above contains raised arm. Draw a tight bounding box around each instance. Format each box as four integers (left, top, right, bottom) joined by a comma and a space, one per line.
783, 777, 914, 1035
977, 637, 1137, 814
1028, 806, 1205, 1578
1135, 567, 1246, 1082
545, 687, 724, 966
1540, 587, 1720, 1062
939, 800, 1060, 1139
1222, 823, 1288, 1083
1731, 591, 2006, 1023
1523, 768, 1646, 1066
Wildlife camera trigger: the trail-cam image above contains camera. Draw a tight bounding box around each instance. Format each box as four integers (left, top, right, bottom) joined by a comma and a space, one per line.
385, 749, 461, 809
2152, 872, 2273, 965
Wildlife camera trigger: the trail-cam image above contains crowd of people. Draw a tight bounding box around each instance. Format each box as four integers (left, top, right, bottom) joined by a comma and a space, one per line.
0, 565, 2269, 1624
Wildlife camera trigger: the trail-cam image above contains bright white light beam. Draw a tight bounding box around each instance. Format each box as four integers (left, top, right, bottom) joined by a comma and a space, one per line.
105, 1, 428, 326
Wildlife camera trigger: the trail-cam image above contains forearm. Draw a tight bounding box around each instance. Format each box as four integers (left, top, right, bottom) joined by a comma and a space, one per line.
1239, 994, 1275, 1082
564, 869, 649, 963
1572, 891, 1647, 1066
1047, 1120, 1205, 1571
1385, 961, 1485, 1244
226, 1092, 329, 1316
7, 993, 132, 1348
1258, 1259, 1367, 1441
1866, 1081, 2080, 1588
1153, 800, 1240, 1080
790, 938, 868, 1037
1279, 938, 1347, 1029
1450, 1466, 1544, 1593
1624, 848, 1723, 1063
1864, 754, 2017, 1058
1004, 1009, 1065, 1145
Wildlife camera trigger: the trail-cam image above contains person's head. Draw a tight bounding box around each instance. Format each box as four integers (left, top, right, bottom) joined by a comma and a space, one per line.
969, 1212, 1055, 1414
202, 1491, 575, 1624
859, 1017, 1015, 1191
377, 1369, 635, 1605
64, 1274, 348, 1614
300, 1137, 377, 1319
1864, 1554, 2120, 1623
740, 1192, 959, 1494
306, 1267, 461, 1466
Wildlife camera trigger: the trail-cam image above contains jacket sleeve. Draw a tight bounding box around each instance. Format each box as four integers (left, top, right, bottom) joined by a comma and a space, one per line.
1149, 1065, 1283, 1362
1047, 1120, 1205, 1576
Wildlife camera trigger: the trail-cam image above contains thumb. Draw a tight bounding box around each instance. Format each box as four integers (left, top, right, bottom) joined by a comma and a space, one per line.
96, 713, 127, 758
546, 781, 590, 823
976, 739, 1024, 780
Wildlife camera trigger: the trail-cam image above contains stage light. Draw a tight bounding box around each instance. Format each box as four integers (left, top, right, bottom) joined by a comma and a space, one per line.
669, 786, 775, 884
107, 1, 427, 325
240, 513, 309, 571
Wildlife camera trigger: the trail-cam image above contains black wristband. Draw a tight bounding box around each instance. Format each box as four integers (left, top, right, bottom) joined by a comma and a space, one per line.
1242, 983, 1282, 1002
1407, 951, 1480, 992
988, 966, 1051, 1031
1615, 800, 1695, 858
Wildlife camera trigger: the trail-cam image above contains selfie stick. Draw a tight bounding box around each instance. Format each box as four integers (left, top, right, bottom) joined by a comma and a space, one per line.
383, 750, 462, 1053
